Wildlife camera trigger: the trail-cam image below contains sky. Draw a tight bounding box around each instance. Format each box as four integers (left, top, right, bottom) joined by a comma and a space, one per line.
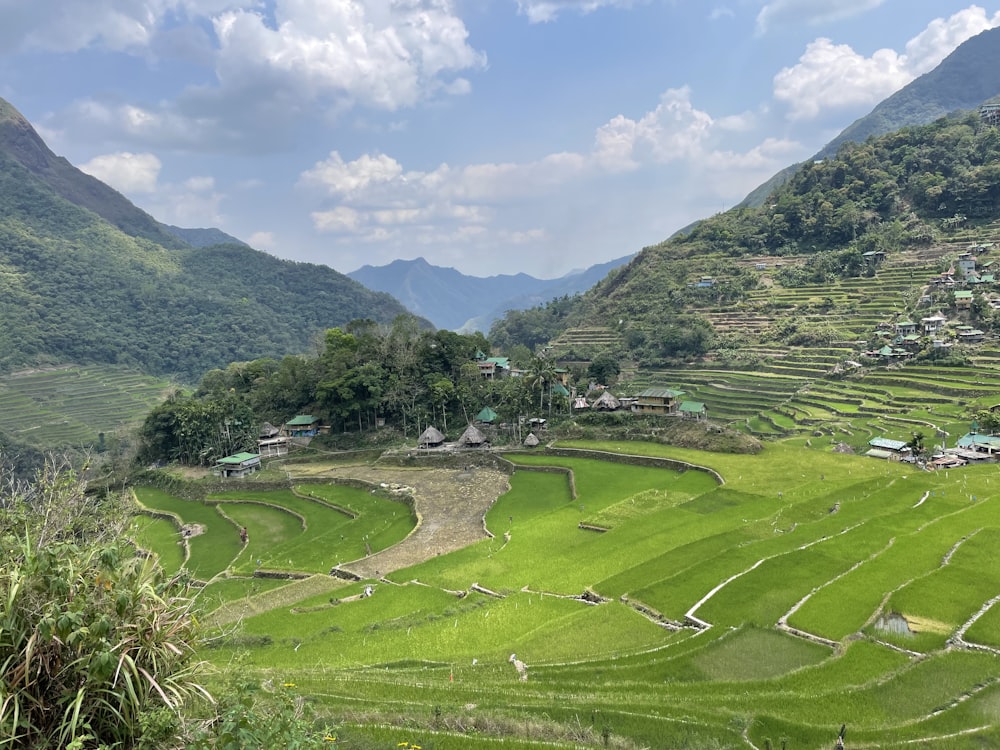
1, 1, 1000, 279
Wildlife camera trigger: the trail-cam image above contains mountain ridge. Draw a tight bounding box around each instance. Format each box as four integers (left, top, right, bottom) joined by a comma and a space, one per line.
0, 97, 421, 382
349, 253, 634, 331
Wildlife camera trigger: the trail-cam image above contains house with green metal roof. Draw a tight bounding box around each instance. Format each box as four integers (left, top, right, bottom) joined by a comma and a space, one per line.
283, 414, 321, 437
475, 406, 498, 424
216, 452, 261, 478
956, 432, 1000, 456
632, 387, 685, 416
954, 290, 974, 309
865, 437, 911, 460
678, 401, 707, 420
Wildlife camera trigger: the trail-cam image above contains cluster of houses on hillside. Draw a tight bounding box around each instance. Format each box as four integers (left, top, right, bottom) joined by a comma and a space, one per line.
865, 423, 1000, 469
214, 384, 710, 477
867, 246, 1000, 359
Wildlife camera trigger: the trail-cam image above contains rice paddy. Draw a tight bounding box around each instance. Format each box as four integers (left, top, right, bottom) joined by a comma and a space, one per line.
129, 444, 1000, 748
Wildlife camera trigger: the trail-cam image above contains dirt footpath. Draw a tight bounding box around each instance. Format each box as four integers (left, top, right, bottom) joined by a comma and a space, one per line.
320, 465, 510, 579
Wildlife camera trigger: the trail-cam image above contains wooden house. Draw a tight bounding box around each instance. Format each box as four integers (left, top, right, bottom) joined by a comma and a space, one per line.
283, 415, 321, 437
954, 290, 974, 309
523, 432, 540, 448
632, 387, 685, 416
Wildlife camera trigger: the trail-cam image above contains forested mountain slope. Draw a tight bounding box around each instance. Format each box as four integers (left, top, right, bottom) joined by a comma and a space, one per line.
737, 26, 1000, 209
0, 98, 417, 382
490, 110, 1000, 362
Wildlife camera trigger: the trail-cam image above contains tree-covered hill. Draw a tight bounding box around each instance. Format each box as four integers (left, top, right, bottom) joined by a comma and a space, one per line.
0, 98, 419, 383
490, 110, 1000, 362
737, 26, 1000, 210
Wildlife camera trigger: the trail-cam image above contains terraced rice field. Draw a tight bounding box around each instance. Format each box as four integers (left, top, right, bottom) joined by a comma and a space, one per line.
150, 446, 1000, 749
0, 364, 172, 447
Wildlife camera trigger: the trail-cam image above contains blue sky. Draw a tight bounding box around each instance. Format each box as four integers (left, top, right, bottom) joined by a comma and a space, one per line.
1, 1, 998, 278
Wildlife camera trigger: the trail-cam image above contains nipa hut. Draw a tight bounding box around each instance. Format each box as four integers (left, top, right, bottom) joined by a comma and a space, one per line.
417, 426, 446, 448
523, 432, 540, 448
592, 391, 621, 411
458, 424, 488, 448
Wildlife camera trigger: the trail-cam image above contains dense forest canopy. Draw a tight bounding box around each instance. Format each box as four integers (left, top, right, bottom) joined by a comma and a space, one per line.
137, 318, 578, 465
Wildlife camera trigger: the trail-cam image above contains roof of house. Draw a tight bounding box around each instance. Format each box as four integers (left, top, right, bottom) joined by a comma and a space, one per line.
486, 357, 510, 367
957, 432, 1000, 450
551, 382, 570, 397
286, 414, 319, 426
417, 426, 446, 445
868, 437, 909, 451
954, 290, 974, 299
592, 391, 621, 409
476, 406, 498, 423
865, 448, 895, 459
523, 432, 540, 447
458, 424, 488, 445
217, 452, 260, 465
679, 401, 706, 413
636, 387, 685, 399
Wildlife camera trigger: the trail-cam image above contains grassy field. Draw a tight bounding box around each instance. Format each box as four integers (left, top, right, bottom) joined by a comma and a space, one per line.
131, 444, 1000, 749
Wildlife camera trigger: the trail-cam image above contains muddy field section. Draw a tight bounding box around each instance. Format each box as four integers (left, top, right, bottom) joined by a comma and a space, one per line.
320, 465, 511, 579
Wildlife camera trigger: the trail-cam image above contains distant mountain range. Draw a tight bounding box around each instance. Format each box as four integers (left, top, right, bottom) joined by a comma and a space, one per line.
738, 25, 1000, 209
348, 254, 634, 332
0, 97, 418, 382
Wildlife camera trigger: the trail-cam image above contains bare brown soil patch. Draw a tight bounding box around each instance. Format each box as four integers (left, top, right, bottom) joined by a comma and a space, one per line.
311, 465, 510, 579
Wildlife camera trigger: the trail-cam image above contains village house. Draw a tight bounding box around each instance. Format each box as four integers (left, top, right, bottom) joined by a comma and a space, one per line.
956, 252, 977, 278
216, 452, 261, 478
895, 319, 917, 336
678, 401, 707, 420
632, 387, 685, 416
921, 312, 947, 334
865, 437, 912, 460
955, 432, 1000, 457
283, 414, 322, 438
954, 290, 974, 309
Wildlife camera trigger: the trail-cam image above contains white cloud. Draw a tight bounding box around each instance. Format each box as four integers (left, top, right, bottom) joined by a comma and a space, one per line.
79, 152, 162, 193
774, 7, 1000, 121
773, 38, 910, 120
756, 0, 885, 35
514, 0, 638, 23
903, 5, 1000, 76
0, 0, 241, 54
301, 86, 800, 247
248, 231, 275, 249
212, 0, 485, 111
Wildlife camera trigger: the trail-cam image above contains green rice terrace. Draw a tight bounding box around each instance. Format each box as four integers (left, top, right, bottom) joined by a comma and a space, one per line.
131, 444, 1000, 749
0, 364, 172, 448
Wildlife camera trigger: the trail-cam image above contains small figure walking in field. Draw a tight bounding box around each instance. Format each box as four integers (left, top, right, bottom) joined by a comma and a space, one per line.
240, 527, 248, 544
835, 724, 846, 749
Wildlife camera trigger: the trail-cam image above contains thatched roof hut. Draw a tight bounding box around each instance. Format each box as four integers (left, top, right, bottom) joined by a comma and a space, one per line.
592, 391, 621, 411
523, 432, 540, 448
417, 426, 446, 448
458, 424, 488, 447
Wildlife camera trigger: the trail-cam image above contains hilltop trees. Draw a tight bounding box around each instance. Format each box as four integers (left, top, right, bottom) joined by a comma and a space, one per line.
137, 316, 569, 464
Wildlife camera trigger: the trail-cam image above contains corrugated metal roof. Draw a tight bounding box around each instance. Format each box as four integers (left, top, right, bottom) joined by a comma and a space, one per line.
636, 387, 684, 398
868, 437, 908, 451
